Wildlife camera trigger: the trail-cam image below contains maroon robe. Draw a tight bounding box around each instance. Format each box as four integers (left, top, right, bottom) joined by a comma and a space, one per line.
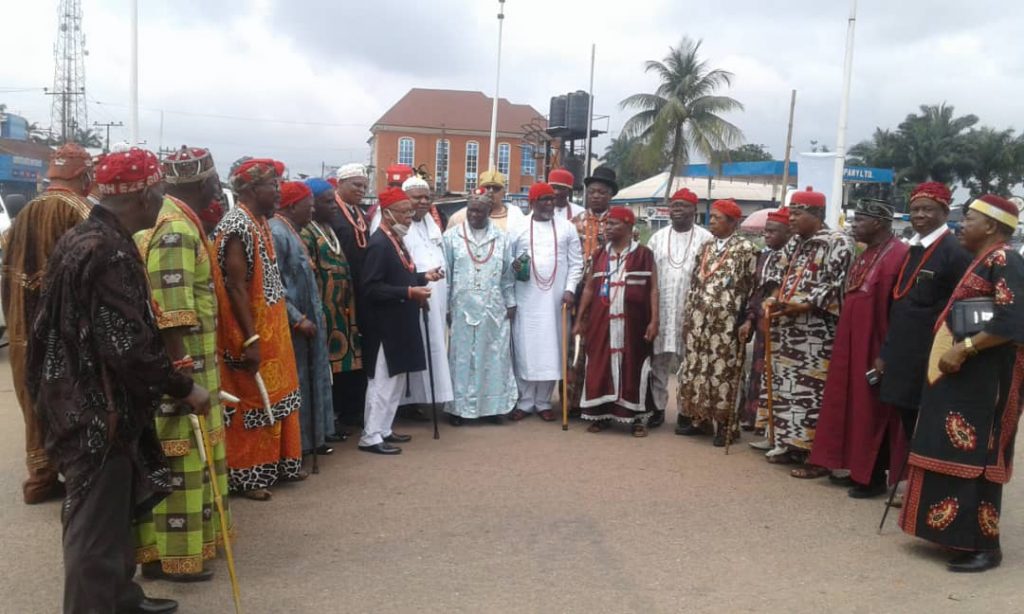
579, 243, 655, 421
809, 236, 909, 484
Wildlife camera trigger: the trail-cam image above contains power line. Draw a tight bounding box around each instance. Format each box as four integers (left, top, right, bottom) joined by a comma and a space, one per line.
91, 99, 368, 129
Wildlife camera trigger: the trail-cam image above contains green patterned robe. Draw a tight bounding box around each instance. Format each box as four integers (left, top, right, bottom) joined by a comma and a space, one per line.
133, 197, 231, 575
302, 220, 362, 372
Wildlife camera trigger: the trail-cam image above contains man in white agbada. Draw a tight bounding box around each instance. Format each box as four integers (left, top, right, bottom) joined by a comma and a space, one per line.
397, 176, 454, 411
509, 182, 584, 421
645, 188, 712, 428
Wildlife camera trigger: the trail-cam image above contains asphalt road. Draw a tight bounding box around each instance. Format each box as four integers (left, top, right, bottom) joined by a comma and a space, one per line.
0, 351, 1021, 613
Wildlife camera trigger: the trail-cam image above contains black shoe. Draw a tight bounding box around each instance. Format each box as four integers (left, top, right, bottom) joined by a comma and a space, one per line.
485, 415, 504, 425
325, 432, 348, 443
675, 423, 705, 436
947, 549, 1002, 573
847, 482, 887, 499
119, 597, 179, 613
449, 415, 465, 426
828, 474, 856, 487
314, 445, 334, 455
399, 406, 431, 422
141, 562, 214, 583
648, 410, 665, 429
384, 433, 412, 443
358, 443, 402, 455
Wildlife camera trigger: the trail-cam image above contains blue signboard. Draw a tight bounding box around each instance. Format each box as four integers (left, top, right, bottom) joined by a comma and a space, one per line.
843, 166, 894, 184
0, 154, 43, 183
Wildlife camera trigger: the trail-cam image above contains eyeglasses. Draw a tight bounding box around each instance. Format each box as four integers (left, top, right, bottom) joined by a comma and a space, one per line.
483, 184, 504, 192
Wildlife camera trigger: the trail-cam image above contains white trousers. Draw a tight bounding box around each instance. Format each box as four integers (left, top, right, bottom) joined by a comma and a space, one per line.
516, 379, 556, 411
360, 345, 402, 447
650, 352, 678, 413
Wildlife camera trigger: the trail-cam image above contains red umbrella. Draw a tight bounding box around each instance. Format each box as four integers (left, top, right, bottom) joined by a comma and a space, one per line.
740, 208, 771, 233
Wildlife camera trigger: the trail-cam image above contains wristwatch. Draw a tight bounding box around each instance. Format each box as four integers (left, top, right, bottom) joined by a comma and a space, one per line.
963, 336, 978, 357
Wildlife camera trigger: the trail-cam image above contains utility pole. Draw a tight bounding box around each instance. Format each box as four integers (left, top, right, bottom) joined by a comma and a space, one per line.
487, 0, 506, 173
93, 120, 123, 153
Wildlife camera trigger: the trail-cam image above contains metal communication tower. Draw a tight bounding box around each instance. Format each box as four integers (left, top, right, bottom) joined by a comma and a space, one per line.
48, 0, 88, 144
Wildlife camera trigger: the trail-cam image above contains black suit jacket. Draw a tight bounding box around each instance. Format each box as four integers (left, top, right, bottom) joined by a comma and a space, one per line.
360, 229, 428, 378
879, 231, 972, 409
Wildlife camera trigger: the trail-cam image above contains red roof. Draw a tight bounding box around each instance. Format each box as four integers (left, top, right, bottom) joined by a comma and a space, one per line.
0, 138, 53, 162
372, 88, 545, 134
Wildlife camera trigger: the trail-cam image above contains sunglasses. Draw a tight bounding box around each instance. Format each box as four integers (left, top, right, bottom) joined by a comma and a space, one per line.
482, 184, 504, 192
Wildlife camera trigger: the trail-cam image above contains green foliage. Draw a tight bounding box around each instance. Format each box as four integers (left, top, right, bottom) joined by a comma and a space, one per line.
620, 37, 744, 203
602, 134, 666, 188
727, 143, 773, 162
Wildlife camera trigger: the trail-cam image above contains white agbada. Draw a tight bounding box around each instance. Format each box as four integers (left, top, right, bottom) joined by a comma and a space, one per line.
555, 202, 586, 222
647, 223, 713, 355
447, 202, 526, 234
510, 213, 584, 381
402, 214, 454, 403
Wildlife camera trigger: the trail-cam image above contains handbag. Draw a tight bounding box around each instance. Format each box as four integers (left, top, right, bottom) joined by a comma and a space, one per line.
949, 297, 995, 338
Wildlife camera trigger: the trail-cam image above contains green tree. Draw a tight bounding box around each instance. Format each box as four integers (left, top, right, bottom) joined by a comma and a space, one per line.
727, 143, 773, 162
72, 128, 103, 149
895, 103, 977, 184
602, 133, 666, 188
620, 37, 744, 204
956, 128, 1024, 197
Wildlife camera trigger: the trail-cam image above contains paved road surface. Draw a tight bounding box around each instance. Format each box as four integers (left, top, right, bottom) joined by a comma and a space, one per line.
0, 352, 1021, 613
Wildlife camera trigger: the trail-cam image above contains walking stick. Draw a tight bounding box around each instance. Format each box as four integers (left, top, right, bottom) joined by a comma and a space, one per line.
188, 414, 243, 614
561, 303, 569, 431
724, 341, 748, 456
878, 445, 912, 534
422, 306, 440, 440
763, 311, 776, 447
306, 344, 319, 475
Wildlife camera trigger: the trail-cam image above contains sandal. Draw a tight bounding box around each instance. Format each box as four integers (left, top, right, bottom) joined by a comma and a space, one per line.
790, 464, 830, 479
242, 488, 272, 501
632, 423, 648, 438
282, 470, 310, 483
587, 421, 611, 433
765, 452, 796, 465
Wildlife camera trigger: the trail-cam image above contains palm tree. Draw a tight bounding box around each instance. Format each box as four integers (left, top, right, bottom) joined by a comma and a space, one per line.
602, 134, 666, 188
896, 103, 977, 184
620, 37, 744, 203
72, 128, 103, 149
956, 128, 1024, 197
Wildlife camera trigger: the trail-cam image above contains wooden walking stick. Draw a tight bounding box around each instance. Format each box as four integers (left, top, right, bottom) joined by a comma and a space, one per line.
763, 311, 776, 447
561, 303, 569, 431
188, 413, 243, 614
724, 342, 748, 455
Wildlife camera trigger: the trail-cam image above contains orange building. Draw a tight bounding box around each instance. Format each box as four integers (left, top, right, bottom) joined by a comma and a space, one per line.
369, 88, 547, 195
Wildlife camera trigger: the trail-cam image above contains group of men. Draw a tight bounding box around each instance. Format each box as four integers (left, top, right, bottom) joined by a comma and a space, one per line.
3, 140, 1024, 612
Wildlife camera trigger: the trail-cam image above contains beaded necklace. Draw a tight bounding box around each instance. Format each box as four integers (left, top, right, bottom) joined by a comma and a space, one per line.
238, 203, 276, 260
309, 220, 341, 255
667, 226, 696, 269
335, 194, 368, 248
697, 235, 734, 282
530, 216, 559, 291
846, 235, 896, 293
461, 221, 495, 267
892, 230, 945, 300
382, 225, 415, 272
776, 235, 821, 303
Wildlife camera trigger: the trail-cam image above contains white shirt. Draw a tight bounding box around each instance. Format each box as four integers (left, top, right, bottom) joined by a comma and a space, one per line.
647, 224, 713, 355
909, 224, 949, 248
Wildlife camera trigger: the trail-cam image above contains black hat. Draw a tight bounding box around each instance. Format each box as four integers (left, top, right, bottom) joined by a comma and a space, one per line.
584, 166, 619, 195
854, 198, 894, 221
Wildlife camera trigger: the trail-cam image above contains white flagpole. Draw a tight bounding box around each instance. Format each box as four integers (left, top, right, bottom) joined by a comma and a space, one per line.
487, 0, 506, 172
829, 0, 857, 227
129, 0, 139, 145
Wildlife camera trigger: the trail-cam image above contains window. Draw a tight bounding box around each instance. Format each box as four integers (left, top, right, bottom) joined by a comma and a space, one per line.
497, 142, 511, 176
465, 141, 479, 191
398, 137, 415, 166
434, 139, 450, 193
522, 145, 536, 178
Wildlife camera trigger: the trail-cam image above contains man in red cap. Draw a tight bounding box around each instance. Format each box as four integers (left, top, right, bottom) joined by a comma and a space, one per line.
510, 182, 583, 421
29, 147, 205, 613
358, 187, 443, 453
760, 187, 855, 475
877, 182, 971, 452
743, 207, 791, 436
898, 193, 1024, 572
214, 158, 304, 500
676, 199, 759, 445
548, 168, 584, 220
270, 181, 337, 466
646, 187, 712, 429
809, 198, 909, 498
574, 206, 659, 436
2, 142, 93, 504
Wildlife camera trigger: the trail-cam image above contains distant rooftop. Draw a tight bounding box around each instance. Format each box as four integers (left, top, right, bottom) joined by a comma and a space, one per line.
371, 88, 545, 134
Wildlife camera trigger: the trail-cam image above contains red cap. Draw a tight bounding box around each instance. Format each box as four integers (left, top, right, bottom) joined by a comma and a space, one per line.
547, 168, 574, 189
528, 182, 555, 202
48, 143, 93, 180
378, 186, 410, 209
670, 188, 699, 205
230, 158, 280, 191
791, 186, 826, 208
606, 206, 636, 225
94, 147, 162, 195
279, 181, 312, 209
712, 199, 743, 220
767, 207, 790, 225
969, 194, 1020, 228
386, 164, 415, 185
909, 182, 952, 210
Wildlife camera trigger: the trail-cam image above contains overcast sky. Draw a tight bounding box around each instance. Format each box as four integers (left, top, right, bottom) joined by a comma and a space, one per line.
2, 0, 1023, 181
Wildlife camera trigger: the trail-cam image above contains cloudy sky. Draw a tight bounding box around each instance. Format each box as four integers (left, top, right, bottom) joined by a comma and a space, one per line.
2, 0, 1022, 180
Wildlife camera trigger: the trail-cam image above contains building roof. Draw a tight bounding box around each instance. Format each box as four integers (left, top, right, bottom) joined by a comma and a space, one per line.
371, 88, 545, 134
0, 138, 53, 162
